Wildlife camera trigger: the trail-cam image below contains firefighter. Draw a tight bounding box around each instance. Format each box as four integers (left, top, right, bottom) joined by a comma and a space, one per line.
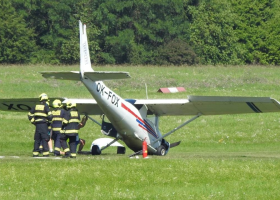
39, 100, 52, 153
46, 100, 53, 152
51, 99, 67, 156
60, 100, 82, 158
28, 93, 53, 157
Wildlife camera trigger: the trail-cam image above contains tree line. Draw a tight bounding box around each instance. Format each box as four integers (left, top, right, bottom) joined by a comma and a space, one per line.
1, 0, 280, 65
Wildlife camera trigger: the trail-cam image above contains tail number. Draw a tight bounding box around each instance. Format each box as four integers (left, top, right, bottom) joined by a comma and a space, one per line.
2, 103, 31, 111
96, 83, 119, 107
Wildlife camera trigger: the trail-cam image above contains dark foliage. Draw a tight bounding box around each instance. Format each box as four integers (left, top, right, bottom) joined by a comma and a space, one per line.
157, 39, 198, 65
0, 0, 279, 65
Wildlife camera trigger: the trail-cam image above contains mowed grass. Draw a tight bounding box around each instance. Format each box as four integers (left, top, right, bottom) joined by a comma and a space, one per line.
1, 65, 280, 199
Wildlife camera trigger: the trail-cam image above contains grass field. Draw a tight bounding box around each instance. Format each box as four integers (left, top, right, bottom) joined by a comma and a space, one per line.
1, 65, 280, 199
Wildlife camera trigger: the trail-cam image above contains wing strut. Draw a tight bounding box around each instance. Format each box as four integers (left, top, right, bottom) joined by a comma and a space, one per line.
151, 113, 202, 146
87, 115, 102, 126
129, 114, 201, 158
101, 138, 119, 151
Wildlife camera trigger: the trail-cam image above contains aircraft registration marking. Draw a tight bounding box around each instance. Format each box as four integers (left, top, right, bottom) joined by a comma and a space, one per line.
2, 103, 31, 111
96, 83, 120, 107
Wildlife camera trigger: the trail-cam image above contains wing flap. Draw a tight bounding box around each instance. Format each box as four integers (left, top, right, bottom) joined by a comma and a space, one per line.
188, 96, 280, 115
65, 99, 103, 115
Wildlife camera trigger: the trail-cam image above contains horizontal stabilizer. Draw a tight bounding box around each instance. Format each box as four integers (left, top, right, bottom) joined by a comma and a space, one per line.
41, 71, 130, 81
41, 71, 80, 81
84, 71, 131, 81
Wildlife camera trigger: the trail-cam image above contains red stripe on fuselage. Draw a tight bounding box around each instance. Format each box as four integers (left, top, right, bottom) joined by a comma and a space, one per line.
121, 102, 144, 123
121, 102, 158, 137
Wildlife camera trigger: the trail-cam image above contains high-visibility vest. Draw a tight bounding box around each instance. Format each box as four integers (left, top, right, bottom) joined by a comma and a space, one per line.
52, 108, 66, 131
28, 103, 52, 124
63, 109, 80, 134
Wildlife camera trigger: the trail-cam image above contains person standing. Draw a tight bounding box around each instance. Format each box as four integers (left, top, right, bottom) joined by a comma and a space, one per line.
51, 99, 66, 156
28, 93, 53, 157
46, 100, 53, 153
60, 100, 81, 158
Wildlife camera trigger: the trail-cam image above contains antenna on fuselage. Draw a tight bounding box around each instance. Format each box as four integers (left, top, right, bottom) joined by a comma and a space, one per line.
145, 83, 148, 99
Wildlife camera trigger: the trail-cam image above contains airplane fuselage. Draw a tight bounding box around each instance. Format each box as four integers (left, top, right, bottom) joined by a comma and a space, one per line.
82, 78, 160, 152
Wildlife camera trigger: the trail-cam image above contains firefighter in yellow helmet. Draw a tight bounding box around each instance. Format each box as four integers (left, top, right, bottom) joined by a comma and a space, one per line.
60, 100, 83, 158
39, 100, 52, 153
51, 99, 67, 156
46, 100, 53, 152
28, 93, 53, 157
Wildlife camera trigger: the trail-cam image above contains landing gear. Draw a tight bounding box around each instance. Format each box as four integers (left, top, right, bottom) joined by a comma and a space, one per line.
156, 145, 167, 156
91, 145, 101, 155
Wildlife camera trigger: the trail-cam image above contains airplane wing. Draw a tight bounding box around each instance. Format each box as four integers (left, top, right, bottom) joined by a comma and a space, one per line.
0, 98, 103, 115
1, 96, 280, 116
0, 98, 66, 112
128, 96, 280, 116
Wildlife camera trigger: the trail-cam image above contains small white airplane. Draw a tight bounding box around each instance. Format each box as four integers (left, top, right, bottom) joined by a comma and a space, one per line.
1, 20, 280, 157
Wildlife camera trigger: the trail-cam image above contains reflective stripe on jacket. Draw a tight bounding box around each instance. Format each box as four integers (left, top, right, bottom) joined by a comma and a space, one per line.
28, 102, 52, 124
63, 109, 80, 134
52, 109, 66, 131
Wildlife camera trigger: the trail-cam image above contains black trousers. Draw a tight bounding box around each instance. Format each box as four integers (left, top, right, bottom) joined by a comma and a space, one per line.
60, 133, 77, 156
52, 131, 62, 155
33, 123, 50, 155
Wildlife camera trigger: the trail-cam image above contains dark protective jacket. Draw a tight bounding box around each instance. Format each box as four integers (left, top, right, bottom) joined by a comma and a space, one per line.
62, 108, 80, 134
52, 108, 66, 131
28, 102, 52, 124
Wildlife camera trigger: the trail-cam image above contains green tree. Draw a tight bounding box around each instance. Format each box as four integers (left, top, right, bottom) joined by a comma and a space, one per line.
231, 0, 280, 64
0, 0, 36, 63
12, 0, 93, 64
188, 0, 244, 65
89, 0, 192, 64
156, 39, 198, 65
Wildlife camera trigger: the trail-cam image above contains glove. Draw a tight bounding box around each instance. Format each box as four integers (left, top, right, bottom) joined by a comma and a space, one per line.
80, 115, 88, 127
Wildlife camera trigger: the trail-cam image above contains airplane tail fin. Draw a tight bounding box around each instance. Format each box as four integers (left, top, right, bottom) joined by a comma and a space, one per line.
79, 20, 94, 77
40, 20, 131, 81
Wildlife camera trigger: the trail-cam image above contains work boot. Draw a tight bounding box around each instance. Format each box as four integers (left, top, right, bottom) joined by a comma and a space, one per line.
43, 155, 49, 157
62, 155, 70, 158
70, 156, 76, 159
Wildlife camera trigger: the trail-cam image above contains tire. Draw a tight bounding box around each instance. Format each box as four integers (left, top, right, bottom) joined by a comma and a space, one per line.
156, 145, 166, 156
91, 145, 101, 155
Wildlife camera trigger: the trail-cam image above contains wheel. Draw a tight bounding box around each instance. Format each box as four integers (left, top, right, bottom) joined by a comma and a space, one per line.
156, 145, 166, 156
91, 145, 101, 155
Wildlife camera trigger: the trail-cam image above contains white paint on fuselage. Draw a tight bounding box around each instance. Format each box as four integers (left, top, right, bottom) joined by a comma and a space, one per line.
79, 21, 161, 153
82, 78, 153, 151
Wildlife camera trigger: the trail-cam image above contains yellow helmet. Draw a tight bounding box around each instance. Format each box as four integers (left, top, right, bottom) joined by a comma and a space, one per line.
53, 99, 62, 108
39, 93, 48, 102
66, 100, 76, 109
